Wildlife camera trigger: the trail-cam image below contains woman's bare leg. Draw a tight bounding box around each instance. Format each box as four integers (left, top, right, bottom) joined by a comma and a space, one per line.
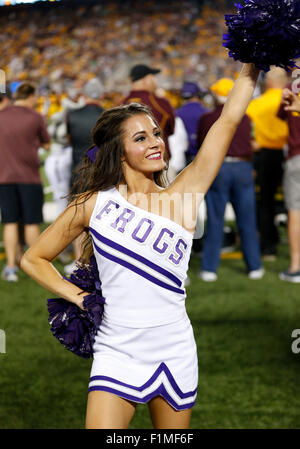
148, 396, 192, 429
85, 391, 137, 429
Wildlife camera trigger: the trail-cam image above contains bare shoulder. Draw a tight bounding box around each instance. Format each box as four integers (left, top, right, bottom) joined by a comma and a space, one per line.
66, 191, 99, 228
164, 164, 197, 196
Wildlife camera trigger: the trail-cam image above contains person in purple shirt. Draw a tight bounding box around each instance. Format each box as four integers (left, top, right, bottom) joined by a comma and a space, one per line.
176, 82, 208, 166
197, 78, 264, 282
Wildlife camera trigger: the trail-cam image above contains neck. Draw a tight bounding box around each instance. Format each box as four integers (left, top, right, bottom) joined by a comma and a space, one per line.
187, 97, 200, 103
119, 168, 161, 196
85, 98, 100, 105
266, 84, 285, 90
15, 100, 32, 108
131, 81, 152, 93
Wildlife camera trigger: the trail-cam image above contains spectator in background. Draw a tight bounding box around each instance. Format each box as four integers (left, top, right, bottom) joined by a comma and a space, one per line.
65, 78, 104, 274
168, 115, 189, 175
45, 90, 86, 216
0, 82, 50, 282
176, 82, 208, 166
0, 84, 12, 111
68, 78, 104, 182
277, 87, 300, 282
247, 68, 289, 261
197, 78, 263, 282
122, 64, 175, 161
281, 88, 300, 113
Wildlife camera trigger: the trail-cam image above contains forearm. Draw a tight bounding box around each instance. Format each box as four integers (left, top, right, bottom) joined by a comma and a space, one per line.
21, 256, 86, 307
221, 63, 260, 125
177, 64, 260, 195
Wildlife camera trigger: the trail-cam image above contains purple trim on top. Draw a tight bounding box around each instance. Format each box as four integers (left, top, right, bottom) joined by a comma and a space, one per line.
92, 240, 185, 295
89, 226, 182, 288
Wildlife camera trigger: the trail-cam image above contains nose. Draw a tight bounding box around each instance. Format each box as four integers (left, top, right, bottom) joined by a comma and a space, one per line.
149, 135, 160, 148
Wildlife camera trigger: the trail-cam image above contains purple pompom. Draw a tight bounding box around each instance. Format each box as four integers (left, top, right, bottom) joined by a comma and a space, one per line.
47, 256, 105, 358
223, 0, 300, 72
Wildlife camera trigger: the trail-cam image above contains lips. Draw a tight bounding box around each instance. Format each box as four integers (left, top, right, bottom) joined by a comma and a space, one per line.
146, 152, 162, 160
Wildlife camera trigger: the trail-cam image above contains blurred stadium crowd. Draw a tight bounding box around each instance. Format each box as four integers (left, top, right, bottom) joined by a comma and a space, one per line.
0, 0, 300, 284
1, 0, 237, 111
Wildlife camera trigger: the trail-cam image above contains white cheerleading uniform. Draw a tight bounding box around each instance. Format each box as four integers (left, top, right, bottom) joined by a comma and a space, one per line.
88, 186, 198, 411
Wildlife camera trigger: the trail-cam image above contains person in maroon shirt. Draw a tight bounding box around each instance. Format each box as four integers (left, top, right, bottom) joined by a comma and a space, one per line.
0, 84, 12, 112
0, 83, 50, 282
122, 64, 175, 160
277, 87, 300, 283
197, 78, 263, 282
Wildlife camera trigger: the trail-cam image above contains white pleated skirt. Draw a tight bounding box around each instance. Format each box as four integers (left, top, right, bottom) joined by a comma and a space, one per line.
89, 312, 198, 411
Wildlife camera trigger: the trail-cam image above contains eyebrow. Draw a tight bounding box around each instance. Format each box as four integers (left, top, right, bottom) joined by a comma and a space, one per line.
132, 127, 159, 138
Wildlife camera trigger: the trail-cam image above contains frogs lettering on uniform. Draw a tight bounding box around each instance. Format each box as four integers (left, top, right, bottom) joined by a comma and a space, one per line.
132, 218, 155, 243
111, 208, 135, 233
95, 198, 188, 265
96, 200, 120, 220
153, 228, 174, 254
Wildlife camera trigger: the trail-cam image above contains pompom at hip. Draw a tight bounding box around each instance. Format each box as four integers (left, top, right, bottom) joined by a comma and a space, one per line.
47, 256, 105, 359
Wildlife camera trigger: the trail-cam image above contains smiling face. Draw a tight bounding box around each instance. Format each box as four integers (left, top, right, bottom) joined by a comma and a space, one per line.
121, 113, 166, 177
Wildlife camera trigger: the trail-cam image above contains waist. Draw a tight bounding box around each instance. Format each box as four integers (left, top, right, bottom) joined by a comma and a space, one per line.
224, 156, 252, 163
102, 305, 186, 328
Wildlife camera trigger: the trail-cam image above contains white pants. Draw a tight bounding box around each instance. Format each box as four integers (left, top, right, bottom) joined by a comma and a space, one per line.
44, 145, 72, 215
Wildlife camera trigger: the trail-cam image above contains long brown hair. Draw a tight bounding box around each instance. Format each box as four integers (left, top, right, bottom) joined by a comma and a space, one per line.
69, 102, 169, 262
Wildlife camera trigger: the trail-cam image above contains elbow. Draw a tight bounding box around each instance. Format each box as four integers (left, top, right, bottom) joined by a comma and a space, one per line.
20, 250, 36, 275
20, 253, 30, 274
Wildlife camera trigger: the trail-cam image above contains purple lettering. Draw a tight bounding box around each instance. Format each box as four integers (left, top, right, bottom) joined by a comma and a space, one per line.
169, 239, 187, 265
132, 218, 154, 243
110, 208, 135, 233
96, 200, 120, 220
153, 228, 174, 254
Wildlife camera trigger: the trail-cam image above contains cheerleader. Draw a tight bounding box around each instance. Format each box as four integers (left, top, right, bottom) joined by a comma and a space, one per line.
21, 62, 260, 429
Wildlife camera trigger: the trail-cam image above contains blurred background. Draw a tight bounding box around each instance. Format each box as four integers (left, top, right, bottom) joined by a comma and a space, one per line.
0, 0, 300, 430
1, 0, 239, 109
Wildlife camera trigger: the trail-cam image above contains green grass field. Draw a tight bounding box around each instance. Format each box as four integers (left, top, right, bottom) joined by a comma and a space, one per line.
0, 224, 300, 429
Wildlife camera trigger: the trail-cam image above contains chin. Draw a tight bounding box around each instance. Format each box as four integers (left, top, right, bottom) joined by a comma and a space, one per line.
140, 162, 165, 176
149, 160, 166, 172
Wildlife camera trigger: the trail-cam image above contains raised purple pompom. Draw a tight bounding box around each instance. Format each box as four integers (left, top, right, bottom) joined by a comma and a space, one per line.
47, 256, 105, 358
223, 0, 300, 72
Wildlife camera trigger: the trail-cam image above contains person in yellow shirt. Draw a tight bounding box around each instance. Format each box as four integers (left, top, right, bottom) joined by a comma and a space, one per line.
247, 68, 289, 260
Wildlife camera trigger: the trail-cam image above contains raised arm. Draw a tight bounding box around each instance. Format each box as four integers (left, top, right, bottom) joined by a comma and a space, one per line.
168, 63, 260, 197
20, 193, 97, 310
